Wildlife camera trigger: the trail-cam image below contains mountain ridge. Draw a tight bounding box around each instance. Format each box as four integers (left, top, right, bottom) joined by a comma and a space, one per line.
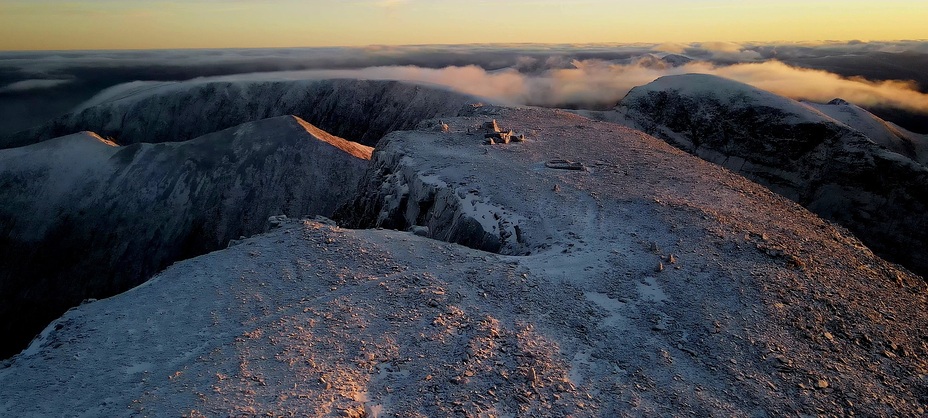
0, 79, 480, 149
617, 73, 928, 278
0, 115, 370, 358
806, 98, 928, 165
2, 104, 926, 416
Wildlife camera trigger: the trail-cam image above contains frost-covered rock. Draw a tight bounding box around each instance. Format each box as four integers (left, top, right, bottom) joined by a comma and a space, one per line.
619, 74, 928, 277
1, 79, 479, 149
806, 98, 928, 165
2, 105, 927, 416
0, 115, 371, 358
337, 123, 528, 254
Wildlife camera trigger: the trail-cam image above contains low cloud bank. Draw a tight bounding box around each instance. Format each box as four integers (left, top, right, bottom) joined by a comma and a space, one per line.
0, 79, 72, 93
6, 41, 928, 134
220, 59, 928, 113
706, 61, 928, 113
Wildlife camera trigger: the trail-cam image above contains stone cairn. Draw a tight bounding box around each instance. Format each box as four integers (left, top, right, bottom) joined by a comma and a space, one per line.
483, 120, 525, 145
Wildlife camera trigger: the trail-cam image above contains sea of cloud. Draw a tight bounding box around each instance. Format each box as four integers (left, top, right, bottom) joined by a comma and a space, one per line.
220, 58, 927, 112
1, 40, 927, 133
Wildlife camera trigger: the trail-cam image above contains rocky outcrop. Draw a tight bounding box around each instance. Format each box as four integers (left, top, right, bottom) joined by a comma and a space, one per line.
336, 125, 527, 255
1, 79, 478, 149
619, 74, 928, 277
0, 116, 371, 358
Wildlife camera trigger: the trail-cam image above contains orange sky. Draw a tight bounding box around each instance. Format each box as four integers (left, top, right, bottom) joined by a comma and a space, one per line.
1, 0, 926, 51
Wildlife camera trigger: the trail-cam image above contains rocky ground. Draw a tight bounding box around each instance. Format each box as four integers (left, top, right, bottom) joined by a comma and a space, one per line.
2, 105, 926, 416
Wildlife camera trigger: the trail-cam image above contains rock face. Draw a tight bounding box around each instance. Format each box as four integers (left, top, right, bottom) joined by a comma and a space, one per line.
2, 106, 926, 416
0, 115, 371, 358
619, 74, 928, 277
337, 126, 528, 255
1, 79, 478, 149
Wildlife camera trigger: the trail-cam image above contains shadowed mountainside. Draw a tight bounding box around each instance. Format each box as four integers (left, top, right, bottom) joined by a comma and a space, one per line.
0, 116, 371, 358
1, 79, 478, 149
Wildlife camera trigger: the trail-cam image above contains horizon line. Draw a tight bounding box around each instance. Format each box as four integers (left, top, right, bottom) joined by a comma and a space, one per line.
2, 39, 927, 54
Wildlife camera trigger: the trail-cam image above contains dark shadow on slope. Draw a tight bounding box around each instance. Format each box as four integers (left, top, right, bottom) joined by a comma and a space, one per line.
334, 172, 511, 255
0, 116, 370, 359
333, 121, 530, 257
1, 79, 479, 150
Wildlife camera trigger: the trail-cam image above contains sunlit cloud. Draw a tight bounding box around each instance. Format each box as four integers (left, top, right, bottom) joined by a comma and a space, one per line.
6, 41, 928, 124
705, 61, 928, 112
654, 43, 688, 54
201, 59, 928, 113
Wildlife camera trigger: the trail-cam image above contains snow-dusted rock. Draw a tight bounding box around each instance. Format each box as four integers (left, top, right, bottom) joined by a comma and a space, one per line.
0, 115, 371, 358
806, 98, 928, 165
337, 114, 530, 254
1, 79, 479, 149
619, 74, 928, 277
2, 105, 926, 416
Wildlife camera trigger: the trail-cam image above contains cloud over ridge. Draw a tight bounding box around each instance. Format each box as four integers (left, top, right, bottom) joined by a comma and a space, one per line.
0, 79, 72, 93
4, 40, 928, 135
201, 59, 928, 113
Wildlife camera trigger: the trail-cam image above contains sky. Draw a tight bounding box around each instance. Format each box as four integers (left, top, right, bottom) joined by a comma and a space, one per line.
0, 0, 926, 51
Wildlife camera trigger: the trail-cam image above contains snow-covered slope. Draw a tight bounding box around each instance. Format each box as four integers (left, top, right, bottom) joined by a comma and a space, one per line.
0, 79, 479, 149
806, 98, 928, 165
0, 116, 371, 358
2, 107, 926, 416
618, 74, 928, 278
